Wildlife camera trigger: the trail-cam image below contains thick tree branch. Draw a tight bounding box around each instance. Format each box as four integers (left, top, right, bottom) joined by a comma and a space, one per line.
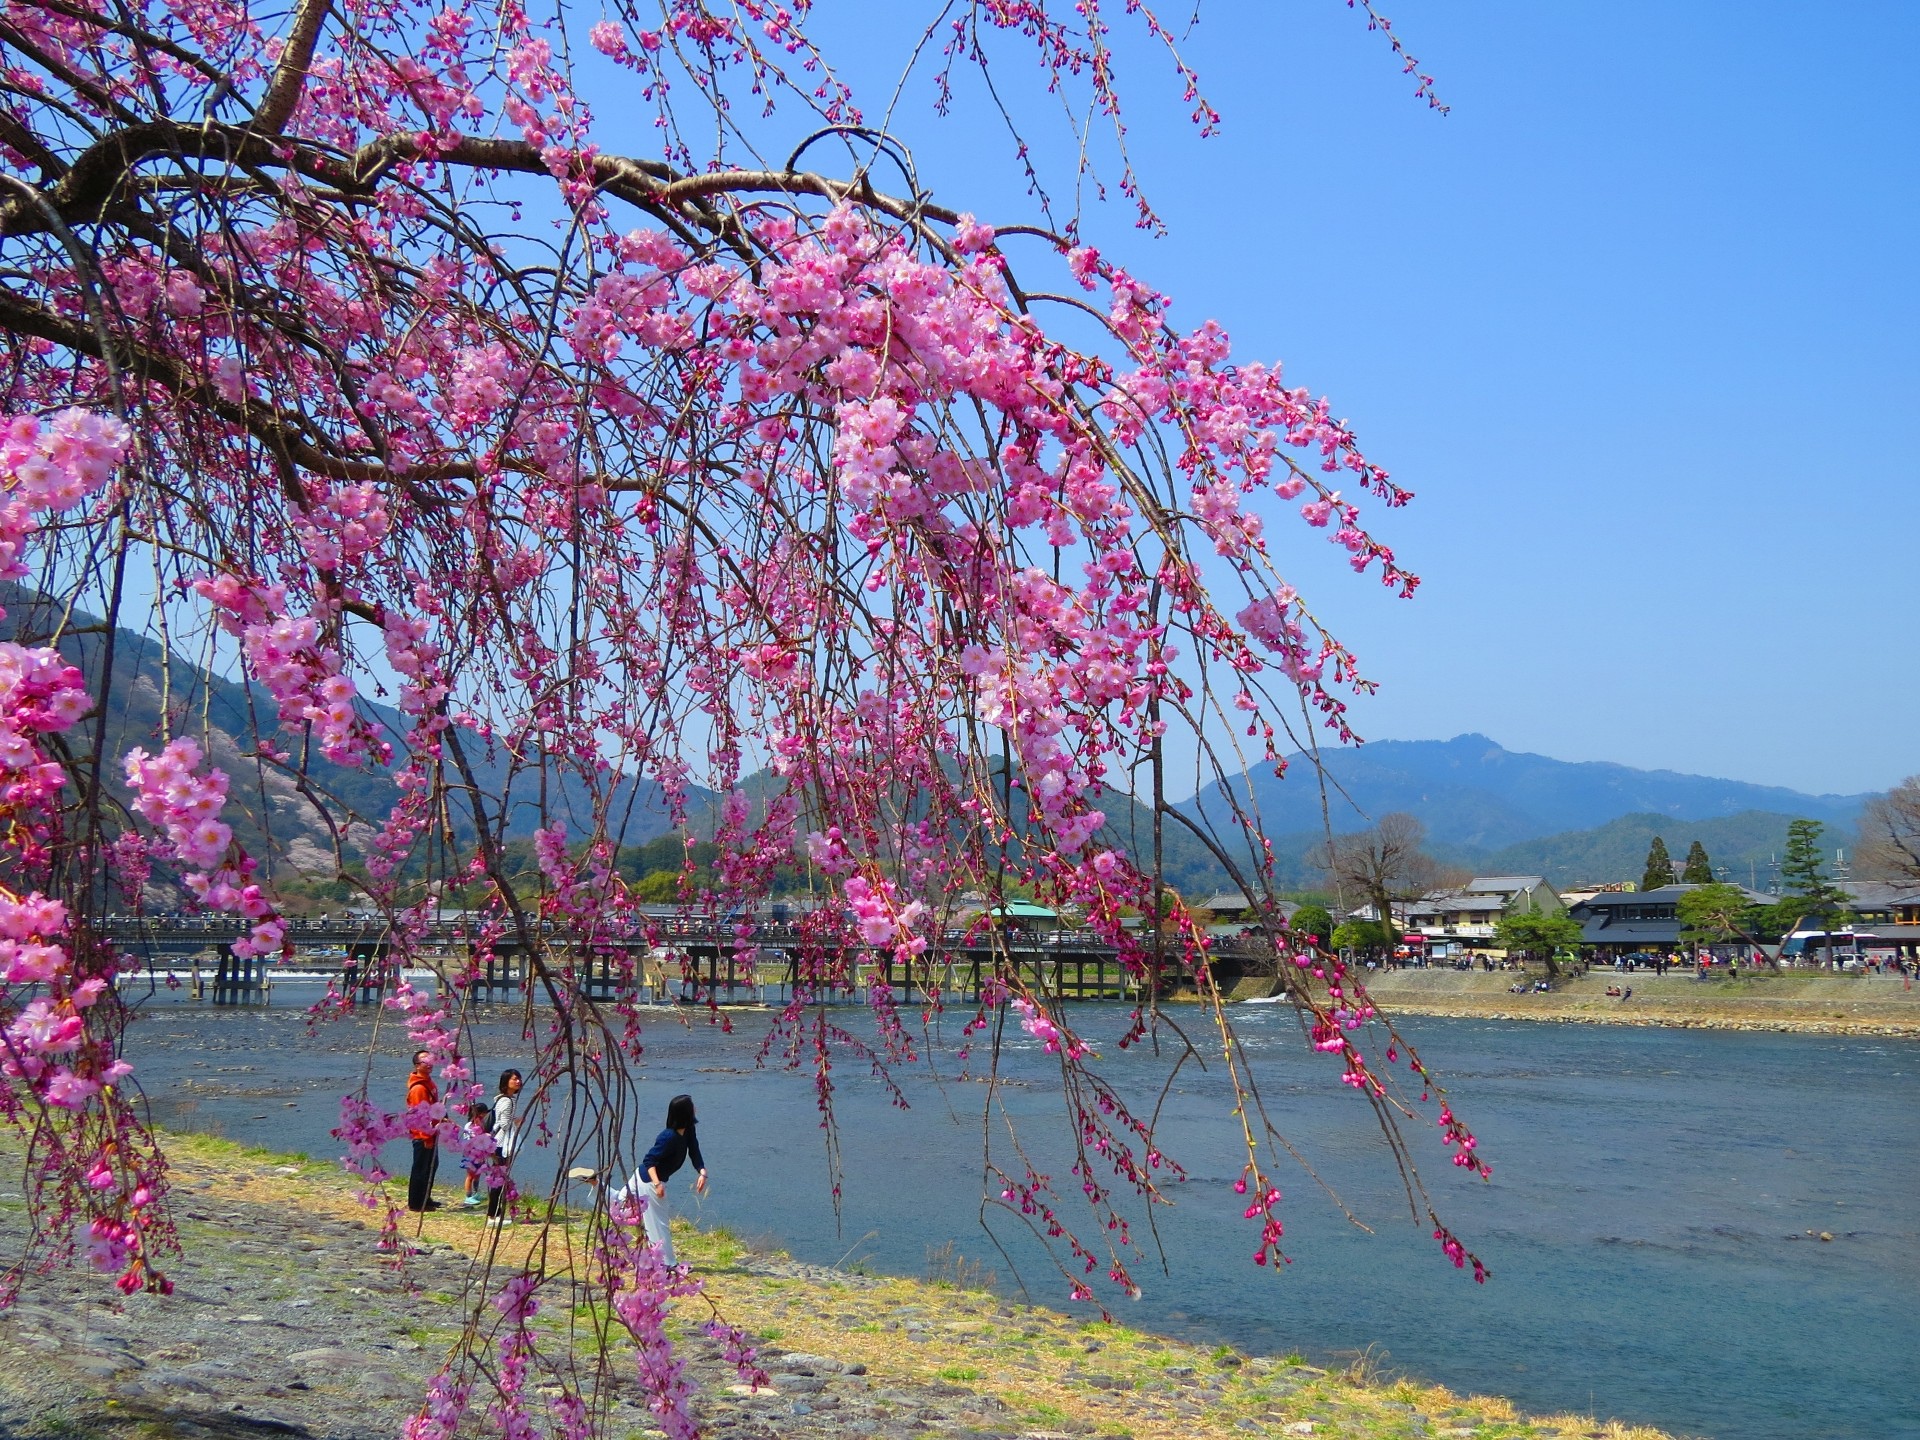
0, 282, 474, 493
253, 0, 333, 135
0, 107, 64, 180
0, 119, 962, 244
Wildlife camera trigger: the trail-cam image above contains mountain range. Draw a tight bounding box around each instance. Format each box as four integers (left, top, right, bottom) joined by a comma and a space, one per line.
0, 588, 684, 881
1186, 733, 1866, 850
1173, 734, 1874, 893
1465, 809, 1834, 891
3, 589, 1885, 894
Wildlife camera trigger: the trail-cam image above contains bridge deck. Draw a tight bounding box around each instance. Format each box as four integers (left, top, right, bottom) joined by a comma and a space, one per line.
102, 922, 1265, 1008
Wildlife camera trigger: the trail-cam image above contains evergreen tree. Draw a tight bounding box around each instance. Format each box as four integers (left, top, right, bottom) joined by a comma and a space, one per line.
1777, 818, 1850, 963
1681, 840, 1714, 884
1781, 819, 1826, 896
1641, 836, 1675, 892
1780, 820, 1848, 914
1677, 883, 1756, 946
1289, 905, 1336, 949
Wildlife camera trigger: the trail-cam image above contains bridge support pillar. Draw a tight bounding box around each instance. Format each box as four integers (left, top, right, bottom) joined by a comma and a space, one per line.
211, 945, 267, 1006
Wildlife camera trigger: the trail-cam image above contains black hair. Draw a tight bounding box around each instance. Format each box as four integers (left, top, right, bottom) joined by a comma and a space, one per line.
665, 1093, 696, 1130
498, 1068, 521, 1095
412, 1049, 432, 1066
467, 1102, 491, 1123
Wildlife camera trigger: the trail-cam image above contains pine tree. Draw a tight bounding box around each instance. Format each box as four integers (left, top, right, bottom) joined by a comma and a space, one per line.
1681, 840, 1714, 884
1641, 836, 1675, 892
1777, 818, 1851, 963
1780, 820, 1845, 913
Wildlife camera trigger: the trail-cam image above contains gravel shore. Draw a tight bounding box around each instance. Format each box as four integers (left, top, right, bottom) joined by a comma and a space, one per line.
0, 1135, 1681, 1440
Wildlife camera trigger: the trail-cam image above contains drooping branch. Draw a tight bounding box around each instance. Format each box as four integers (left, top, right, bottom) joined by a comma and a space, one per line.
0, 5, 1494, 1432
0, 282, 475, 492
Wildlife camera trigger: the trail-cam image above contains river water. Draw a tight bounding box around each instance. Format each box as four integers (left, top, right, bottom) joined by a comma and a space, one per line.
112, 983, 1918, 1440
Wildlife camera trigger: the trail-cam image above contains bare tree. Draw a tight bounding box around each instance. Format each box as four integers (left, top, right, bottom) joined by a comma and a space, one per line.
1857, 776, 1920, 887
1309, 813, 1461, 936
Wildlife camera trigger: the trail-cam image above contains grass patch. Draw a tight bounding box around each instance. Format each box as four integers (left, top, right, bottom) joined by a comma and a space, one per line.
924, 1239, 997, 1291
1340, 1344, 1393, 1386
676, 1222, 746, 1269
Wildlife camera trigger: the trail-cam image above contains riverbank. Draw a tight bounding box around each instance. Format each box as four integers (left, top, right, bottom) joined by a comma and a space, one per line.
0, 1132, 1686, 1440
1251, 969, 1920, 1036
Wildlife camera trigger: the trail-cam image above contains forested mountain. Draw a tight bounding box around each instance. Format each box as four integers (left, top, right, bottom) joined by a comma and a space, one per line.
1459, 810, 1832, 891
1185, 733, 1868, 853
0, 589, 686, 885
6, 592, 1878, 897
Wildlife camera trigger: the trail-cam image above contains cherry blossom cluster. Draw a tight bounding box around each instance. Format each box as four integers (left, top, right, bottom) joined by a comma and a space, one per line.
121, 738, 283, 958
842, 874, 929, 955
597, 1214, 765, 1440
1433, 1219, 1490, 1284
383, 609, 450, 722
0, 410, 127, 595
401, 1371, 476, 1440
191, 577, 381, 767
0, 614, 123, 1129
1238, 1173, 1289, 1268
293, 483, 390, 571
0, 891, 126, 1111
0, 644, 91, 819
0, 406, 178, 1298
991, 1157, 1128, 1304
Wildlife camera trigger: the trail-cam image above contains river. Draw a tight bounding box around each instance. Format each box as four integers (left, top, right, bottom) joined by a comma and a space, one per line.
111, 983, 1919, 1440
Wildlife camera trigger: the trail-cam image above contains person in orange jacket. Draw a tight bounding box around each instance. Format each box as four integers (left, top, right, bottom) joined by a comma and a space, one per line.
406, 1049, 441, 1212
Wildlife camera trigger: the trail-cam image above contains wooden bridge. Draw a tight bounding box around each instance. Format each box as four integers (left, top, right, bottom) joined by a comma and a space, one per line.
101, 918, 1269, 1009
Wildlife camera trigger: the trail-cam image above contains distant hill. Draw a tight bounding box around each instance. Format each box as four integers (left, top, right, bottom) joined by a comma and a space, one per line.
0, 588, 687, 879
9, 594, 1880, 900
1459, 810, 1836, 891
1185, 733, 1869, 854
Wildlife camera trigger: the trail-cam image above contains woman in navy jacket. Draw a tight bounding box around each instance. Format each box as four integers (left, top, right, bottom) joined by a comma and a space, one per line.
615, 1092, 707, 1265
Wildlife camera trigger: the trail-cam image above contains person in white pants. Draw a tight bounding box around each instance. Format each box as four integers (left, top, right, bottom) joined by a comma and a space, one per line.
612, 1092, 707, 1266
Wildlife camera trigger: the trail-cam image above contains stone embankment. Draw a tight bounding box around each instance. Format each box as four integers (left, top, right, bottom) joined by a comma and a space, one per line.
0, 1135, 1683, 1440
1246, 969, 1920, 1036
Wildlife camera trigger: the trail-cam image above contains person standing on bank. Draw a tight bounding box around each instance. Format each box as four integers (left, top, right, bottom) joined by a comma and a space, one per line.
484, 1068, 523, 1227
622, 1093, 707, 1266
405, 1049, 440, 1212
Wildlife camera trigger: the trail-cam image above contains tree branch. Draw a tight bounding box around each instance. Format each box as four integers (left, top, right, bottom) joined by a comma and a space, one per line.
0, 282, 474, 494
253, 0, 333, 135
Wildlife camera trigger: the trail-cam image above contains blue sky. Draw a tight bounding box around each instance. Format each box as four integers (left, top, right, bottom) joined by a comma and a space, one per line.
782, 1, 1916, 797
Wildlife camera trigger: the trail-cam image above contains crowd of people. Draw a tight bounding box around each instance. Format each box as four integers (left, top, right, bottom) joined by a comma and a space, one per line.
1363, 952, 1532, 973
